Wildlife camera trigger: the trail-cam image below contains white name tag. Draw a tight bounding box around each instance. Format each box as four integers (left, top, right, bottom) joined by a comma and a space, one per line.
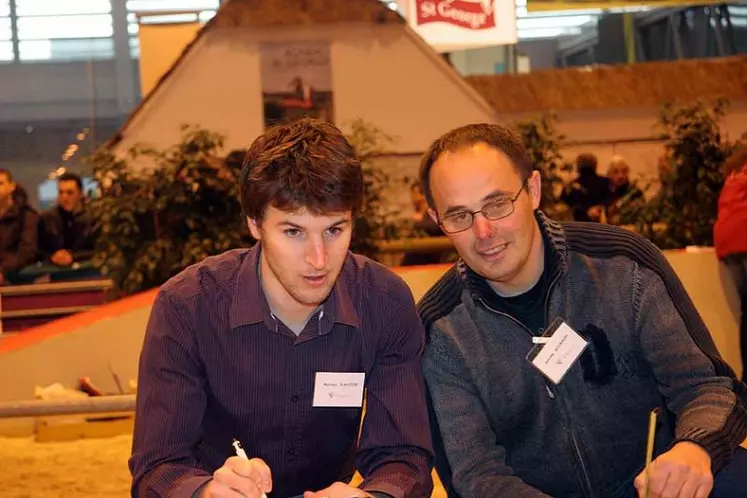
530, 321, 588, 384
312, 372, 365, 408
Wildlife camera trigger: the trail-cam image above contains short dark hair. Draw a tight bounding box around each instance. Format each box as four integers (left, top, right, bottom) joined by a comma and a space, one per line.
576, 153, 598, 175
418, 123, 533, 208
724, 145, 747, 176
0, 169, 13, 183
58, 172, 83, 191
240, 118, 363, 221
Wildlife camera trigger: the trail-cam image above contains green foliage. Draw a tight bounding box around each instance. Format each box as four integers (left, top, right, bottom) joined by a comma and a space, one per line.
634, 99, 739, 248
345, 119, 407, 258
88, 120, 404, 294
514, 114, 573, 220
88, 125, 251, 294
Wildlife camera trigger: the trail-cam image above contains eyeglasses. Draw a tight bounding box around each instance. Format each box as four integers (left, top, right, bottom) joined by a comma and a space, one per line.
439, 179, 528, 234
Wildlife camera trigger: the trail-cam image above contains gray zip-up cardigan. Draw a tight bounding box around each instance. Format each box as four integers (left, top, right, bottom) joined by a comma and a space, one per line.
419, 212, 747, 498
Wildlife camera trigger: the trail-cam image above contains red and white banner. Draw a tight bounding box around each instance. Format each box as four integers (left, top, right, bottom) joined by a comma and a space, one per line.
397, 0, 517, 52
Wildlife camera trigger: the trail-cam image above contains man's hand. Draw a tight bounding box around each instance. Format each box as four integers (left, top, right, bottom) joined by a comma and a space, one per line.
634, 441, 713, 498
303, 481, 374, 498
51, 249, 73, 267
201, 456, 272, 498
587, 205, 604, 221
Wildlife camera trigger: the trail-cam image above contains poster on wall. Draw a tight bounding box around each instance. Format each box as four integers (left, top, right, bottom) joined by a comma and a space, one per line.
260, 41, 334, 129
396, 0, 517, 52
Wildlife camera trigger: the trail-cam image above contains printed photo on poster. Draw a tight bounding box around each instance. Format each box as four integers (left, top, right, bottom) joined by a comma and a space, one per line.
260, 41, 334, 129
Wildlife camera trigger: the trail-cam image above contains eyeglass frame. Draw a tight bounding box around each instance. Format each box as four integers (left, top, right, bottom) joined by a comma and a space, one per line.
437, 177, 530, 234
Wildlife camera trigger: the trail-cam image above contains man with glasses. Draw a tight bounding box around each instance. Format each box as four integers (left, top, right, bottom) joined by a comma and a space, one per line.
417, 123, 747, 498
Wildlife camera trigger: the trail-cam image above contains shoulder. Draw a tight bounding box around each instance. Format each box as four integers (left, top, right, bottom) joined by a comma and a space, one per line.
417, 265, 462, 332
562, 221, 664, 269
159, 248, 250, 305
21, 205, 39, 222
40, 207, 58, 221
341, 252, 413, 302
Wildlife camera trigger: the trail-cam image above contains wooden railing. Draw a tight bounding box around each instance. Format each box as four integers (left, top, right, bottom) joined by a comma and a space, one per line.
0, 279, 115, 333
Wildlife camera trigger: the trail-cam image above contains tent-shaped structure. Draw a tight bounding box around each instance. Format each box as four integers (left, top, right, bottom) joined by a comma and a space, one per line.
111, 0, 498, 155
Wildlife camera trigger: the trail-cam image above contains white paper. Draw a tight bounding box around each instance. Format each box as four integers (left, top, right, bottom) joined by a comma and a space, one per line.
531, 322, 588, 384
312, 372, 365, 408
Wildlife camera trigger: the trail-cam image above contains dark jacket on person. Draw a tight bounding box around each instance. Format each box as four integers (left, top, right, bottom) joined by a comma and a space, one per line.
561, 173, 612, 221
38, 205, 96, 262
419, 212, 747, 498
0, 188, 39, 276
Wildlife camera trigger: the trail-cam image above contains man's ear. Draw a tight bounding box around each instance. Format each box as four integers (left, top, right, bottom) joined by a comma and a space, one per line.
247, 217, 262, 241
528, 170, 542, 210
427, 208, 439, 226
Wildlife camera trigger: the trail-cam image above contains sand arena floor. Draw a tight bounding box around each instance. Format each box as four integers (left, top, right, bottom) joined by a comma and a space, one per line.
0, 434, 447, 498
0, 435, 133, 498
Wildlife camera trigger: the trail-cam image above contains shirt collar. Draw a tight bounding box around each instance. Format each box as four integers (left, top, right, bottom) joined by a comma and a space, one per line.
229, 244, 361, 331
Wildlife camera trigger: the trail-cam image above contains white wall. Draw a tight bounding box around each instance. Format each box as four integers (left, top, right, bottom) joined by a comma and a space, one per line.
113, 23, 499, 156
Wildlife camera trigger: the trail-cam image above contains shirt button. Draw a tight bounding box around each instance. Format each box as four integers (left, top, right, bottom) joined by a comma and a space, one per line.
288, 448, 296, 455
291, 395, 299, 403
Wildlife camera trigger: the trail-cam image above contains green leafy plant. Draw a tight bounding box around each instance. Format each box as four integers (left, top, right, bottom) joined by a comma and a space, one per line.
345, 119, 408, 258
88, 120, 407, 294
88, 125, 251, 294
634, 99, 739, 248
514, 113, 573, 220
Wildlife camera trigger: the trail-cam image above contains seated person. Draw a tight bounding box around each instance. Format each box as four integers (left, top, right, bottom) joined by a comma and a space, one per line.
606, 155, 644, 225
402, 182, 445, 266
561, 153, 611, 222
418, 123, 747, 498
129, 118, 434, 498
38, 172, 95, 266
0, 171, 39, 284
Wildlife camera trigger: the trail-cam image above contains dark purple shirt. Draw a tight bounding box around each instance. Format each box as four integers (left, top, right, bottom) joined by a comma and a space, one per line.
129, 245, 434, 498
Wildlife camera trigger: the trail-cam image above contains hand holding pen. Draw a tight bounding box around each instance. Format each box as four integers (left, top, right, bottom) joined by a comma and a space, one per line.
198, 438, 272, 498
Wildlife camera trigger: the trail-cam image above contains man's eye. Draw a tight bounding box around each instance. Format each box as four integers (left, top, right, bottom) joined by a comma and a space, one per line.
284, 229, 302, 237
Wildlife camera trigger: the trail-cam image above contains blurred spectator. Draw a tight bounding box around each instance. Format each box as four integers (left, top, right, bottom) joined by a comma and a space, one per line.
606, 155, 644, 225
0, 170, 39, 284
38, 172, 95, 267
714, 146, 747, 383
401, 181, 444, 266
561, 153, 612, 222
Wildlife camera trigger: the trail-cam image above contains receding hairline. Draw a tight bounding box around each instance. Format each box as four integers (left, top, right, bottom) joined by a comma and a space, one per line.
428, 141, 528, 177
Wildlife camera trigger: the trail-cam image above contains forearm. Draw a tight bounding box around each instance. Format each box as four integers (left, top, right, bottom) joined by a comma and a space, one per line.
360, 458, 433, 498
133, 463, 212, 498
636, 263, 747, 471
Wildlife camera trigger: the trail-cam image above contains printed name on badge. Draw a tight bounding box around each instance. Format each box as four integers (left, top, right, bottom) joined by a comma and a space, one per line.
530, 321, 588, 384
312, 372, 366, 407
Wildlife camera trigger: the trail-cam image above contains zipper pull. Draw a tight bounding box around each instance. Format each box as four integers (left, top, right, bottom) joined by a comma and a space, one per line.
546, 385, 555, 399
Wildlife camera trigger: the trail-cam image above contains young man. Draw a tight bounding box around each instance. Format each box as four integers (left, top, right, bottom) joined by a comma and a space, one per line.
417, 123, 747, 498
0, 169, 38, 284
130, 118, 434, 498
38, 172, 95, 266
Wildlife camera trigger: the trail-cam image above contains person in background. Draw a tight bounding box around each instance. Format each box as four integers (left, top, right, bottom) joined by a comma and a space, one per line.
401, 182, 444, 266
606, 155, 644, 225
38, 172, 95, 267
0, 170, 39, 285
417, 123, 747, 498
561, 153, 611, 222
129, 118, 434, 498
714, 145, 747, 384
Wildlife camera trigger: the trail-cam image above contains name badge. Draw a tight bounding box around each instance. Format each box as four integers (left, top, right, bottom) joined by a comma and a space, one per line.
312, 372, 365, 408
527, 319, 588, 384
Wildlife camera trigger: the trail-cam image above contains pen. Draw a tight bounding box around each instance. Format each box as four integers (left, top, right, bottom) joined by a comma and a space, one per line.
233, 438, 268, 498
643, 408, 660, 498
